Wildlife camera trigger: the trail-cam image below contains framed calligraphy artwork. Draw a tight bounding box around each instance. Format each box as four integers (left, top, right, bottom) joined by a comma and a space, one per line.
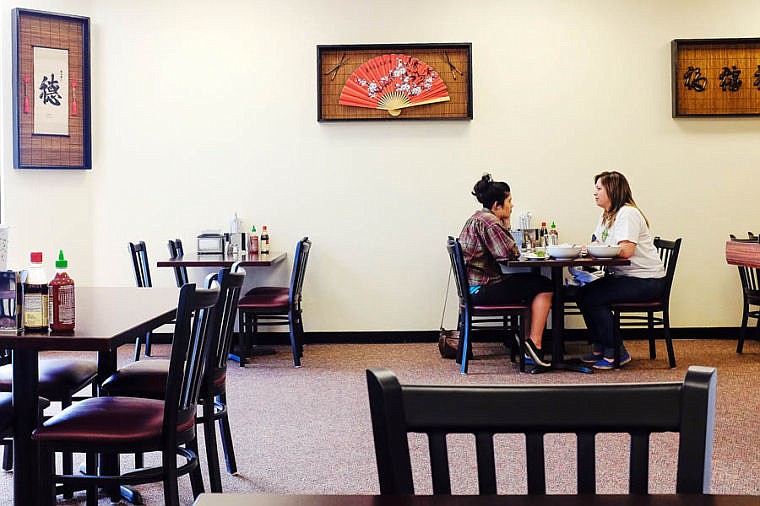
317, 43, 473, 121
672, 38, 760, 117
12, 9, 91, 169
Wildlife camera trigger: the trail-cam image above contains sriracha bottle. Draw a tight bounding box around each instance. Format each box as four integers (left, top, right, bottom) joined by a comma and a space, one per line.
49, 250, 75, 332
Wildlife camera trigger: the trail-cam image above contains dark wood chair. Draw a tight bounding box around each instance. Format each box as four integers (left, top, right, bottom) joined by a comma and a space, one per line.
100, 265, 245, 492
729, 233, 760, 353
366, 366, 716, 495
611, 237, 682, 369
237, 237, 311, 367
33, 282, 220, 506
128, 240, 154, 359
0, 358, 96, 491
446, 236, 527, 374
167, 238, 189, 287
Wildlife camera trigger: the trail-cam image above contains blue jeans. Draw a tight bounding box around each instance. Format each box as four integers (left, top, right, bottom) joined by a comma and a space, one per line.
576, 275, 666, 357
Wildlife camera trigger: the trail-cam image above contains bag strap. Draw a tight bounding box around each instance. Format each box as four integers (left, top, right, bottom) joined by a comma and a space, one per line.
439, 266, 453, 330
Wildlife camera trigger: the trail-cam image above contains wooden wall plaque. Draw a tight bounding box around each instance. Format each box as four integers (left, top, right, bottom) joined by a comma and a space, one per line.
12, 8, 91, 169
317, 43, 472, 122
672, 38, 760, 117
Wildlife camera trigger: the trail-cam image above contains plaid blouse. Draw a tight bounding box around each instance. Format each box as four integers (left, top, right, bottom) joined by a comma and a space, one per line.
458, 209, 520, 287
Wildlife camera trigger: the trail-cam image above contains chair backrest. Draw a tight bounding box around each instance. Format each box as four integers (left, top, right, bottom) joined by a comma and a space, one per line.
128, 241, 152, 288
446, 236, 471, 311
203, 266, 246, 376
167, 238, 190, 287
163, 283, 219, 439
289, 237, 312, 307
654, 237, 682, 305
367, 366, 716, 496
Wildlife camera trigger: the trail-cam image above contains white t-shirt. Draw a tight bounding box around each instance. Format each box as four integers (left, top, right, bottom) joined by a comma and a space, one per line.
593, 206, 665, 279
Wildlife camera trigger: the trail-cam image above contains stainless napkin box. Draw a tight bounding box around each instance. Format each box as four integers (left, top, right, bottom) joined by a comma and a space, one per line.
197, 233, 225, 255
0, 271, 23, 334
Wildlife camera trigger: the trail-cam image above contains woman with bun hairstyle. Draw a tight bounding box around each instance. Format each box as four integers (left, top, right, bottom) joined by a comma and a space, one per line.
576, 171, 666, 369
459, 173, 553, 367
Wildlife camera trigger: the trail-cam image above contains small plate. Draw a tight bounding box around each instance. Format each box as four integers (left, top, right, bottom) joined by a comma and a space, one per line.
522, 252, 549, 260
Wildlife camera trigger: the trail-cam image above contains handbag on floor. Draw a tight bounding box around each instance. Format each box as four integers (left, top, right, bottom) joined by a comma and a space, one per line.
438, 267, 459, 359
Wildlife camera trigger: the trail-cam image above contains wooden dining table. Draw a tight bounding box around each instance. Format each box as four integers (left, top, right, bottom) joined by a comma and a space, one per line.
0, 286, 178, 506
192, 494, 760, 506
503, 255, 630, 374
157, 251, 288, 363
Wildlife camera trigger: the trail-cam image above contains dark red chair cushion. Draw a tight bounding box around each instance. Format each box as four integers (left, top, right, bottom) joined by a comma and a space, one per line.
0, 393, 51, 431
243, 286, 289, 298
100, 359, 169, 400
100, 359, 226, 400
0, 358, 97, 400
31, 396, 194, 446
238, 290, 289, 310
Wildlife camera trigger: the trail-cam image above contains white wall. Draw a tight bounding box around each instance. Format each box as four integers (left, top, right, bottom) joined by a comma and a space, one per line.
2, 0, 760, 332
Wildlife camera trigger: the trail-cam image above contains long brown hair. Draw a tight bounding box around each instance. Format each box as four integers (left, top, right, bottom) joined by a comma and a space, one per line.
595, 171, 649, 228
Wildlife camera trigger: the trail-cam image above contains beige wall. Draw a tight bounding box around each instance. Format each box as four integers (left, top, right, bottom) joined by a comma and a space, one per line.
2, 0, 760, 332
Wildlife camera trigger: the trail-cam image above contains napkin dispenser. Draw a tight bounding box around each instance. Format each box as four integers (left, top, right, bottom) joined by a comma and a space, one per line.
197, 233, 225, 255
0, 271, 23, 334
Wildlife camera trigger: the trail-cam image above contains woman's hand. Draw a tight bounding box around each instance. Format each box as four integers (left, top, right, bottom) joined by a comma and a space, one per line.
581, 241, 601, 256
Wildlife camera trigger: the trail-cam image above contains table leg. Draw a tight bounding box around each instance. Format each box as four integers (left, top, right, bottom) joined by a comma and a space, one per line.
530, 266, 593, 375
13, 349, 40, 506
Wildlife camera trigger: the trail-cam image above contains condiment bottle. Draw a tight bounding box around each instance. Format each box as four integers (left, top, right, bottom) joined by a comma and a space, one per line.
549, 221, 559, 245
249, 225, 259, 255
260, 226, 270, 255
539, 221, 549, 247
49, 250, 75, 331
23, 252, 49, 331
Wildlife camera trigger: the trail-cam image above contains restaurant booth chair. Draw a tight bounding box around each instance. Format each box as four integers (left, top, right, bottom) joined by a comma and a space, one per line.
33, 282, 220, 506
128, 240, 155, 359
237, 237, 311, 367
366, 366, 716, 495
446, 236, 527, 374
728, 233, 760, 353
99, 266, 245, 492
168, 238, 190, 287
611, 237, 682, 369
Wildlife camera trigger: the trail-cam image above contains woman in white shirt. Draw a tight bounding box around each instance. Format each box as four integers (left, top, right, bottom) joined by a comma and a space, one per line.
576, 171, 665, 369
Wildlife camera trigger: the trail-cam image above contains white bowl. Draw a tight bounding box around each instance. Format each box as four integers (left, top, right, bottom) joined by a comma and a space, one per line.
546, 245, 582, 259
587, 245, 622, 258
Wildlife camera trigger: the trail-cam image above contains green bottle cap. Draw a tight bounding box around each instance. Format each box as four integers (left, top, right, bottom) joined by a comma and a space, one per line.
551, 221, 556, 228
251, 225, 257, 232
55, 249, 68, 269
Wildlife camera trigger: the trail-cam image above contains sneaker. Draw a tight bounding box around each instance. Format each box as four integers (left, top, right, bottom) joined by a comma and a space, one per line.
580, 352, 602, 364
592, 352, 632, 370
524, 339, 551, 367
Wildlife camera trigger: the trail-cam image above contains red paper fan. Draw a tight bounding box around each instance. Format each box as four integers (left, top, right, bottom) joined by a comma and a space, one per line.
339, 54, 450, 116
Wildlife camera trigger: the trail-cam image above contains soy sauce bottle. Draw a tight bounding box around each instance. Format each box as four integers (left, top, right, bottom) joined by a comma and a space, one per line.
23, 252, 49, 332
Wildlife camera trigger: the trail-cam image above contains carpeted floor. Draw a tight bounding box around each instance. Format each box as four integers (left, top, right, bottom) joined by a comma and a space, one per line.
2, 338, 759, 504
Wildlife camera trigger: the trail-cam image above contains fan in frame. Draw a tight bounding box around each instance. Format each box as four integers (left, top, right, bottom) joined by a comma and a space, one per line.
339, 53, 450, 117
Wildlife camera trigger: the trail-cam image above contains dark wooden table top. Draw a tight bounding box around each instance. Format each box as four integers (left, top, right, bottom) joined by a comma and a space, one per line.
192, 494, 760, 506
0, 286, 178, 351
505, 255, 630, 268
157, 251, 287, 268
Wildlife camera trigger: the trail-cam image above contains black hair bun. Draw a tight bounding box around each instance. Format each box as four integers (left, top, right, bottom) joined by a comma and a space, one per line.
472, 173, 493, 199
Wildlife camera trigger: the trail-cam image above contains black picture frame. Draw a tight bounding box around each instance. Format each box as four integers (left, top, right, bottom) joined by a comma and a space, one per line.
12, 8, 92, 169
